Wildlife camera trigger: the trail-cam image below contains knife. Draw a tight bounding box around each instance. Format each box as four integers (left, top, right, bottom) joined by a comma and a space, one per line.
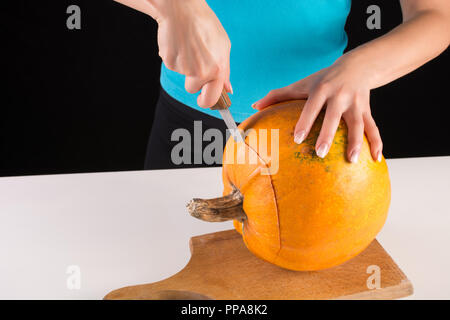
211, 88, 245, 143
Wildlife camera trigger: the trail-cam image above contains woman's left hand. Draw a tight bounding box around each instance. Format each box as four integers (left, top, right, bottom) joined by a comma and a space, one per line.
252, 55, 382, 163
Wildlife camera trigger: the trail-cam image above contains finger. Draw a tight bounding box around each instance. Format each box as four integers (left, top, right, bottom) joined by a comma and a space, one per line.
315, 102, 343, 158
185, 76, 205, 94
225, 81, 233, 94
198, 78, 224, 108
253, 75, 313, 110
343, 109, 364, 163
293, 90, 328, 144
162, 54, 177, 72
363, 112, 383, 162
251, 86, 302, 110
223, 64, 233, 94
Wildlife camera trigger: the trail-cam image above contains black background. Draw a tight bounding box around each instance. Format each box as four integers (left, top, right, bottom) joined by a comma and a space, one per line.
1, 0, 449, 177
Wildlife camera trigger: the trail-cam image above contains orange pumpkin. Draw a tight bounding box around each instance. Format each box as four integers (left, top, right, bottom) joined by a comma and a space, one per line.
188, 100, 390, 271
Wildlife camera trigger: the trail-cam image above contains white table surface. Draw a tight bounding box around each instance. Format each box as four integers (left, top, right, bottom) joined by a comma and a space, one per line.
0, 156, 449, 299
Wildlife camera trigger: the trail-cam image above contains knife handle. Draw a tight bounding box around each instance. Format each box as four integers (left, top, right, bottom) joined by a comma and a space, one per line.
210, 88, 231, 110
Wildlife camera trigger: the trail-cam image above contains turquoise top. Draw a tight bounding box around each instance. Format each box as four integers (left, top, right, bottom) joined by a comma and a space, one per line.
160, 0, 351, 123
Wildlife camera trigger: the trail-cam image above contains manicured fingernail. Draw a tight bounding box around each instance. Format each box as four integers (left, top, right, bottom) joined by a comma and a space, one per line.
377, 152, 382, 162
350, 149, 360, 163
230, 84, 234, 95
316, 143, 329, 158
294, 130, 306, 144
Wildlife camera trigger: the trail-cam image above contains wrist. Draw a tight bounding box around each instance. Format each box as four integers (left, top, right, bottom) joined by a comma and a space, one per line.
114, 0, 165, 21
337, 50, 382, 90
153, 0, 206, 23
145, 0, 169, 22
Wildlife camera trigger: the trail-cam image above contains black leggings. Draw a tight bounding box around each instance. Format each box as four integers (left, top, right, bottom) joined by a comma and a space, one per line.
144, 87, 234, 170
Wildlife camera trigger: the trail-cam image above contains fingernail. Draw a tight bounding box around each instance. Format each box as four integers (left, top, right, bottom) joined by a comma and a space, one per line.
230, 84, 234, 95
350, 149, 360, 163
251, 103, 257, 109
316, 143, 329, 158
294, 130, 306, 144
377, 151, 382, 162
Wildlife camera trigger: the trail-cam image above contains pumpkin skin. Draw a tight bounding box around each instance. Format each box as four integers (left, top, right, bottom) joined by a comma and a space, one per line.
222, 100, 390, 271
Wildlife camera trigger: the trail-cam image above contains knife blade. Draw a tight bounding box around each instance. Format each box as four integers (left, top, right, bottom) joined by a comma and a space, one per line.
218, 108, 245, 143
211, 89, 245, 143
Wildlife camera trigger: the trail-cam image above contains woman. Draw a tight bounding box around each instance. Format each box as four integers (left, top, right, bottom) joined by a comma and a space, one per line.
115, 0, 449, 169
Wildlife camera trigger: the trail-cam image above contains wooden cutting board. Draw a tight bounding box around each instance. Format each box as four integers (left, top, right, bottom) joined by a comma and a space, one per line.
104, 229, 413, 300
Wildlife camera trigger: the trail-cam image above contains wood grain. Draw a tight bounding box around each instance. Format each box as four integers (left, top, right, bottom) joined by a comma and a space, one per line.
210, 89, 231, 110
104, 229, 413, 300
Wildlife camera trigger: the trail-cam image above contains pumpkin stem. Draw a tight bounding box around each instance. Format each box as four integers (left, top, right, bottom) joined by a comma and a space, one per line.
187, 186, 246, 222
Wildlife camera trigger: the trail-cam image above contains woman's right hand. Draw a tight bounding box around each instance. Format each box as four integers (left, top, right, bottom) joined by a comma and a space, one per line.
115, 0, 232, 107
153, 0, 232, 108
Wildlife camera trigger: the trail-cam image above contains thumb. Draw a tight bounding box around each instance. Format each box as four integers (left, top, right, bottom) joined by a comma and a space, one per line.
252, 82, 309, 110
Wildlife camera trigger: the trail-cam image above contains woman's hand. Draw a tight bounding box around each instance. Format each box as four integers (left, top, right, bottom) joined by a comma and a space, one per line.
252, 0, 450, 164
252, 55, 382, 163
115, 0, 232, 108
156, 0, 232, 108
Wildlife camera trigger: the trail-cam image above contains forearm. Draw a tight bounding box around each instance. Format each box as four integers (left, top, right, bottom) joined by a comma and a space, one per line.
113, 0, 168, 21
114, 0, 210, 22
343, 8, 450, 89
